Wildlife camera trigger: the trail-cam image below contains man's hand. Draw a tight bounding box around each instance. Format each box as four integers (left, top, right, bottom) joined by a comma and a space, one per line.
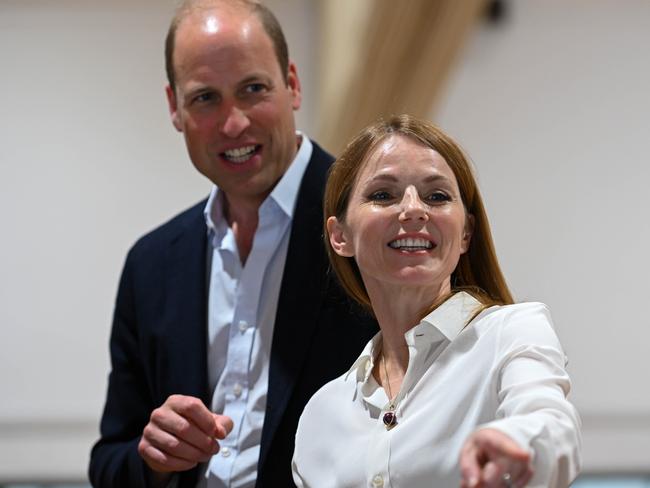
460, 428, 533, 488
138, 394, 234, 476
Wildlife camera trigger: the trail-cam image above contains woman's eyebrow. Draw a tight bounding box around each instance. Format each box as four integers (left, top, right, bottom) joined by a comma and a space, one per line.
367, 174, 399, 183
422, 174, 449, 183
366, 173, 449, 184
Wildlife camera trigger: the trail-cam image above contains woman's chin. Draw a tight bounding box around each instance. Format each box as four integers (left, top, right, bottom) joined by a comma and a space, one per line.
387, 270, 450, 290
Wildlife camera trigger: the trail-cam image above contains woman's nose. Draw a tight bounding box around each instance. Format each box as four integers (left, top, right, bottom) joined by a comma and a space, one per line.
398, 189, 428, 223
220, 105, 251, 138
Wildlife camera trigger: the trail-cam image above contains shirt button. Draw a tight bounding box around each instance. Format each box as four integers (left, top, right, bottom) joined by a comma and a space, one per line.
233, 383, 243, 397
221, 447, 231, 457
238, 320, 249, 332
372, 475, 384, 487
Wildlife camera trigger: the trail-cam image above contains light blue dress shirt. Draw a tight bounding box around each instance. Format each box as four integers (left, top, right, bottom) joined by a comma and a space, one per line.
198, 134, 313, 488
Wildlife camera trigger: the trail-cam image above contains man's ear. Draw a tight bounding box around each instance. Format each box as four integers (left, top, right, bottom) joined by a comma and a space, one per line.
286, 61, 302, 111
461, 213, 474, 254
327, 216, 354, 257
165, 84, 183, 132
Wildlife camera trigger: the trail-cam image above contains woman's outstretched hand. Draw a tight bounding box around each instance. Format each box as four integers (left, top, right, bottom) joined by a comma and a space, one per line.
460, 428, 533, 488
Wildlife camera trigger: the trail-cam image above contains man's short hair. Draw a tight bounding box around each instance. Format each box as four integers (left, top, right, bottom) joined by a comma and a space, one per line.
165, 0, 290, 93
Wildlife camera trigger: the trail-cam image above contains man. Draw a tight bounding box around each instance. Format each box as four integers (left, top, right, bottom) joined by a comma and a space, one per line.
88, 1, 376, 487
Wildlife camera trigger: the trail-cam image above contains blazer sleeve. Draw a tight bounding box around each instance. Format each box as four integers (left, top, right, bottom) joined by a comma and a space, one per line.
89, 249, 153, 487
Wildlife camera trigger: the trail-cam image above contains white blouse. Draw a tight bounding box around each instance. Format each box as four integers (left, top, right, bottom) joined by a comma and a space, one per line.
292, 292, 581, 488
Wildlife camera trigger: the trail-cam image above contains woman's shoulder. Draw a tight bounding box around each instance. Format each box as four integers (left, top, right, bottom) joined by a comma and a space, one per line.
477, 302, 551, 321
471, 301, 563, 349
476, 301, 552, 326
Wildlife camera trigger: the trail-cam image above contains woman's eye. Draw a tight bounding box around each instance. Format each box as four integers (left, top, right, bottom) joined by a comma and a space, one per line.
427, 191, 451, 203
368, 190, 392, 201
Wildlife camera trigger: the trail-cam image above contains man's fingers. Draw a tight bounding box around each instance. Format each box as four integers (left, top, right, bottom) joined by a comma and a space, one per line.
166, 394, 219, 437
149, 406, 217, 454
214, 414, 234, 439
138, 439, 200, 473
139, 395, 236, 475
143, 422, 218, 462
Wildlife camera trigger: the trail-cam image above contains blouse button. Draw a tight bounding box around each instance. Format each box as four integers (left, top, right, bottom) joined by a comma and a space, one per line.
238, 320, 249, 332
372, 475, 384, 487
221, 447, 231, 457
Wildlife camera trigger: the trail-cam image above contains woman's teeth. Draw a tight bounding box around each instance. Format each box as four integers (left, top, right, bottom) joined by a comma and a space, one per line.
388, 238, 434, 250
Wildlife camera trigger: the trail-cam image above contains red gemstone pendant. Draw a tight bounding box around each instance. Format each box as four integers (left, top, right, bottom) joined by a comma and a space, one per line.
383, 411, 397, 429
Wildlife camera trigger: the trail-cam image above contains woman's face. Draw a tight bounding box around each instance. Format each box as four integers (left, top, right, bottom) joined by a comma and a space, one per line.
328, 134, 473, 295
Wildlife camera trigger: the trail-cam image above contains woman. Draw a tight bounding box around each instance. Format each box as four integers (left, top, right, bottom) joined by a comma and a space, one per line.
292, 115, 581, 488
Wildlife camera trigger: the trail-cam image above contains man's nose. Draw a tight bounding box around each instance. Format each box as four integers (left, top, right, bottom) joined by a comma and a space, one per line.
220, 105, 250, 138
398, 188, 428, 223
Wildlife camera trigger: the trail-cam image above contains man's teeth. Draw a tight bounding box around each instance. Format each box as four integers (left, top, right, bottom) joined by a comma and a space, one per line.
223, 145, 257, 163
388, 238, 433, 250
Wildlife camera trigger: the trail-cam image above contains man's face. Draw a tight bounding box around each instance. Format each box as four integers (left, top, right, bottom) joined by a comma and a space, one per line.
166, 7, 301, 207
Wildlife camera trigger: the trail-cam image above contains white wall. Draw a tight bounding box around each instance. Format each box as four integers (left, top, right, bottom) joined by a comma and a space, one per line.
435, 0, 650, 472
0, 0, 195, 482
1, 0, 648, 482
0, 0, 317, 482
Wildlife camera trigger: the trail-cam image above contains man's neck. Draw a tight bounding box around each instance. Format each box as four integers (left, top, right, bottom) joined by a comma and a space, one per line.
223, 194, 263, 265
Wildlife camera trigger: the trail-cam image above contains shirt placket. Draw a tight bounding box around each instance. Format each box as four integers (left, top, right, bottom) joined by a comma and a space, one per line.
366, 418, 392, 488
207, 202, 286, 483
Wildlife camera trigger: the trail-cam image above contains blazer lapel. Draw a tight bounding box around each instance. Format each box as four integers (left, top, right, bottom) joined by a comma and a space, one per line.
259, 145, 332, 467
160, 205, 210, 405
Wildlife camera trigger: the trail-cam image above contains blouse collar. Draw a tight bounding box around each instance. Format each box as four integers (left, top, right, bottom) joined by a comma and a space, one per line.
347, 291, 483, 383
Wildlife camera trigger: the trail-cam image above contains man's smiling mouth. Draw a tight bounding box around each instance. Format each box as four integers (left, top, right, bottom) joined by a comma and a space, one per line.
222, 145, 261, 163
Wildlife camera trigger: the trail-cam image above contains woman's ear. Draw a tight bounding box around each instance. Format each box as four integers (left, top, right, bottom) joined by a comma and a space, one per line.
327, 216, 354, 257
460, 213, 474, 254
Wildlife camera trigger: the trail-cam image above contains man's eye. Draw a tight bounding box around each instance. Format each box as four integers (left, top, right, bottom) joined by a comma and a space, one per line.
192, 92, 215, 104
368, 191, 392, 201
244, 83, 266, 94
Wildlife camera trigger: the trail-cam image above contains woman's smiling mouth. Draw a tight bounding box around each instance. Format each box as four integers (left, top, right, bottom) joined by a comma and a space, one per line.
388, 237, 434, 251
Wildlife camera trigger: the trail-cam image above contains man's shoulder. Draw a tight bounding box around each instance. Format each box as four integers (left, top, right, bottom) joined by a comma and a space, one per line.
308, 139, 335, 167
298, 139, 335, 195
127, 198, 207, 261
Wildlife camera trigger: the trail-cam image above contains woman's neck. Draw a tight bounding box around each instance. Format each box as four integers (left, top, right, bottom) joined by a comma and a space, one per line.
367, 278, 451, 372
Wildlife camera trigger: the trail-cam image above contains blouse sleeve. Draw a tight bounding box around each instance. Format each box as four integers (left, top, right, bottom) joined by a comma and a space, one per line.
291, 456, 307, 488
479, 303, 582, 488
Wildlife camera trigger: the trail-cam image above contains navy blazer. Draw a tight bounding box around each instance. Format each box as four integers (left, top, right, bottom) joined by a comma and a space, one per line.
89, 142, 377, 487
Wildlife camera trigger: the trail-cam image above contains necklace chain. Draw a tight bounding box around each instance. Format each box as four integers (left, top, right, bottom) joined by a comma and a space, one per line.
381, 349, 399, 429
382, 352, 394, 405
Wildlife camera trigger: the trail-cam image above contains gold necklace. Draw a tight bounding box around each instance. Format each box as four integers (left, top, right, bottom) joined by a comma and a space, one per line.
381, 353, 398, 430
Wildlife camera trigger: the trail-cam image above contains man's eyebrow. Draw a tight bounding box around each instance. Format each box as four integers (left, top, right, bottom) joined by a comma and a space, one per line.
239, 73, 272, 86
183, 85, 215, 99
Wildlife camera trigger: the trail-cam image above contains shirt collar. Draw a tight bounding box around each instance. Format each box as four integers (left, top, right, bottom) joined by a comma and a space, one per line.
203, 132, 313, 233
347, 332, 382, 383
346, 292, 482, 382
269, 132, 312, 217
418, 291, 482, 342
